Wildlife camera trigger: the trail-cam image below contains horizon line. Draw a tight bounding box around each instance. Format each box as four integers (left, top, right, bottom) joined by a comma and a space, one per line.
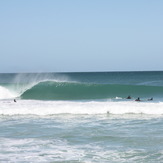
0, 70, 163, 74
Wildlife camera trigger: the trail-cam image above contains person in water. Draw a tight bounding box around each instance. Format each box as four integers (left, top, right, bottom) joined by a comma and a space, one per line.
126, 96, 131, 99
148, 97, 153, 101
14, 99, 16, 102
135, 97, 141, 101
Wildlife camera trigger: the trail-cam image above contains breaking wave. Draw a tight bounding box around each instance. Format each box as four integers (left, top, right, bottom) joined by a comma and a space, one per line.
21, 81, 163, 100
1, 80, 163, 100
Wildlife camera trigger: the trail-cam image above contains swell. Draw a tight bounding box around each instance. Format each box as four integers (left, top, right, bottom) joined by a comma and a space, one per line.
20, 81, 163, 100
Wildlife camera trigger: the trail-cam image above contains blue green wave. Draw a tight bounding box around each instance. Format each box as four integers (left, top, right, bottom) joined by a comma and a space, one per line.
20, 81, 163, 100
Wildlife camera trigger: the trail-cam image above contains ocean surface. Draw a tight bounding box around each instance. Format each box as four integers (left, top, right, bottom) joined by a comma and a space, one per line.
0, 71, 163, 162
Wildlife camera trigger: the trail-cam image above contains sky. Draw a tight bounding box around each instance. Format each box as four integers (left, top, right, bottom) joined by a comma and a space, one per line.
0, 0, 163, 73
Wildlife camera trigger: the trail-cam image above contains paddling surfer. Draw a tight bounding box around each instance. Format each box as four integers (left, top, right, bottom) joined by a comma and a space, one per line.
126, 95, 131, 99
135, 97, 141, 101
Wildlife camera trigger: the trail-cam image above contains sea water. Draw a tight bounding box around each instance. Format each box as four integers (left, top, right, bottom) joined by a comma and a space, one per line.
0, 71, 163, 162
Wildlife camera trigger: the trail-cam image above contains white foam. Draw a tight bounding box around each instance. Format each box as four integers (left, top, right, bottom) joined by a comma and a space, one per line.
0, 100, 163, 115
0, 138, 85, 162
1, 138, 162, 162
0, 86, 17, 99
115, 97, 123, 99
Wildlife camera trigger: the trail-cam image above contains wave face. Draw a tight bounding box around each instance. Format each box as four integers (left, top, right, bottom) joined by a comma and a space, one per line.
20, 81, 163, 100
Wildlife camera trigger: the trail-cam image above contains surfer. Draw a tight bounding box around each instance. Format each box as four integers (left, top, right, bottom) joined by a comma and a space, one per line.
148, 97, 153, 101
135, 97, 141, 101
126, 95, 131, 99
14, 99, 16, 102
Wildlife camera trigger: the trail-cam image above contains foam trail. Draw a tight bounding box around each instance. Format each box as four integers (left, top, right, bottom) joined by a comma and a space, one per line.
0, 100, 163, 115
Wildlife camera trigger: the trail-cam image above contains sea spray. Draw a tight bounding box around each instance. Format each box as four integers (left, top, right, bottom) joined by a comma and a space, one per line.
12, 73, 68, 94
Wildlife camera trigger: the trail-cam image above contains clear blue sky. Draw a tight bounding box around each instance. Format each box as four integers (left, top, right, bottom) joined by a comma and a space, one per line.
0, 0, 163, 72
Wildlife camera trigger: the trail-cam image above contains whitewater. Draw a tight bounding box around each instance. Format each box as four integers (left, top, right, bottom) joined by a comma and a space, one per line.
0, 72, 163, 162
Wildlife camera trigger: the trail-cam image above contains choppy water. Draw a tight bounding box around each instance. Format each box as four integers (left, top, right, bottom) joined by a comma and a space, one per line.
0, 71, 163, 162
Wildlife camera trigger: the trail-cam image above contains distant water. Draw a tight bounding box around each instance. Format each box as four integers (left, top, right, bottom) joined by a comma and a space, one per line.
0, 71, 163, 162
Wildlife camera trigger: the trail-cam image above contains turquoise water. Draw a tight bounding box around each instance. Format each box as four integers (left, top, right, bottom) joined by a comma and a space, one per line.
0, 71, 163, 162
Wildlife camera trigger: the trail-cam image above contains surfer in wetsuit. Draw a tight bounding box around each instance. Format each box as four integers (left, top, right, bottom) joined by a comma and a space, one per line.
148, 97, 153, 101
126, 95, 131, 99
14, 99, 16, 102
135, 97, 140, 101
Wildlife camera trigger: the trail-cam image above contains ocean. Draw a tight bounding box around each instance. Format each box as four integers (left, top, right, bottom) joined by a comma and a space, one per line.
0, 71, 163, 162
